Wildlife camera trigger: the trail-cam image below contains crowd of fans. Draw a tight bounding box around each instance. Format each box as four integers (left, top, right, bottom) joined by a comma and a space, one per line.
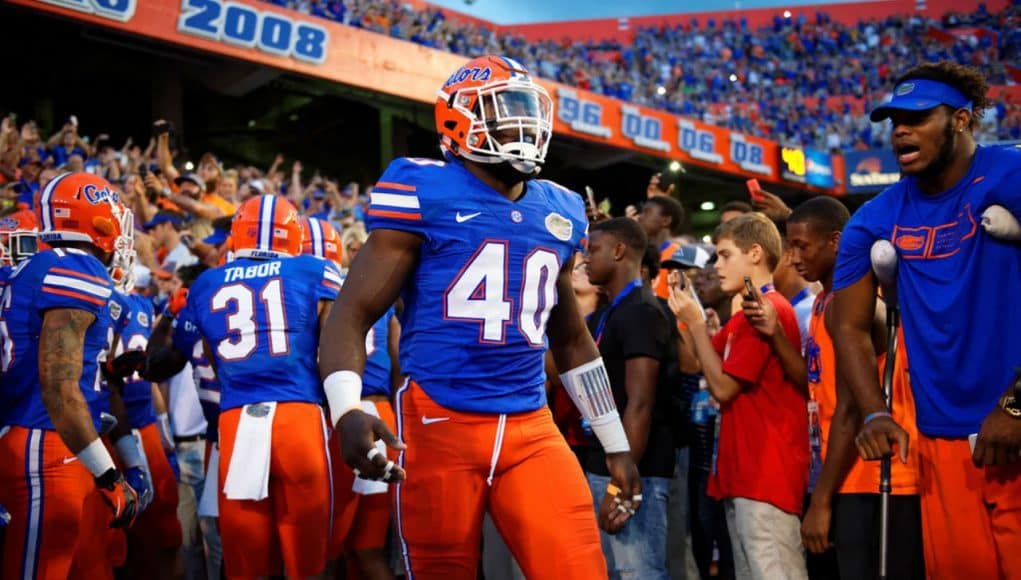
267, 0, 1021, 148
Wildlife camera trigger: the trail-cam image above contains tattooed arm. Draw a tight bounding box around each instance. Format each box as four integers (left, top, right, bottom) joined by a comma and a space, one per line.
39, 308, 102, 453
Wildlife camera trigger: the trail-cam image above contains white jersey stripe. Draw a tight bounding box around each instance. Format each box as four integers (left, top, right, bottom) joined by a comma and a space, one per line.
370, 193, 421, 209
42, 275, 113, 299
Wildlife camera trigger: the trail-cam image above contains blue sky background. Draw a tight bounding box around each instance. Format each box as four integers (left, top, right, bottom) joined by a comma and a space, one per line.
427, 0, 869, 25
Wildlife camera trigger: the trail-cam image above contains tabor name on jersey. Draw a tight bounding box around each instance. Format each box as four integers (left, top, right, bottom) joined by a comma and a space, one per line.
223, 261, 282, 282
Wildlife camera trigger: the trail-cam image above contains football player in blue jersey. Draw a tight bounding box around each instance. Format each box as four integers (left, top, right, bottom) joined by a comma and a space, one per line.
831, 62, 1021, 577
320, 55, 641, 579
176, 195, 342, 578
0, 173, 139, 578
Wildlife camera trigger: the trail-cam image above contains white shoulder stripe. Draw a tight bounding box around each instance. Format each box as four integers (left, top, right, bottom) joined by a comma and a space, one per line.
323, 269, 343, 285
42, 275, 114, 299
370, 192, 420, 209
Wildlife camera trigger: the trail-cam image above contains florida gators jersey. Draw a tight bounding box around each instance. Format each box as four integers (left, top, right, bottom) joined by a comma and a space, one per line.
173, 309, 223, 441
363, 307, 395, 397
0, 248, 114, 431
365, 157, 587, 413
180, 255, 342, 411
112, 292, 157, 429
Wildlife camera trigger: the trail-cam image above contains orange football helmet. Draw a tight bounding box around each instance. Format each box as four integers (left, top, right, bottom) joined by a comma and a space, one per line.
435, 55, 553, 175
300, 217, 343, 267
0, 209, 39, 266
36, 172, 134, 276
231, 195, 302, 259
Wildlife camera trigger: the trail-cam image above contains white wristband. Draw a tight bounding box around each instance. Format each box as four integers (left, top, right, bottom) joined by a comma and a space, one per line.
559, 357, 631, 454
324, 370, 364, 427
77, 438, 117, 477
115, 434, 145, 469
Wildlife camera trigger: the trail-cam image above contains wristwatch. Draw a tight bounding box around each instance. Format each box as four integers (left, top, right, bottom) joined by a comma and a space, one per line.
1000, 369, 1021, 419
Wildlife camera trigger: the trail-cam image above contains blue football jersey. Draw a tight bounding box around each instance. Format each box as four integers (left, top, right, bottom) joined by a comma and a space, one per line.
172, 309, 223, 442
180, 255, 342, 411
363, 307, 395, 397
365, 157, 587, 413
112, 292, 157, 429
0, 249, 114, 430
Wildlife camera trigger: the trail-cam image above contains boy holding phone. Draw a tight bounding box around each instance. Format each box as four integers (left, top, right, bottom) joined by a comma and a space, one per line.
668, 212, 809, 579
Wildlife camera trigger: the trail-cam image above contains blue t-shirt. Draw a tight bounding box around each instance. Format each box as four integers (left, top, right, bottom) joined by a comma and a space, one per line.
173, 310, 223, 442
833, 145, 1021, 436
180, 255, 341, 411
111, 292, 157, 429
0, 249, 114, 431
366, 157, 587, 413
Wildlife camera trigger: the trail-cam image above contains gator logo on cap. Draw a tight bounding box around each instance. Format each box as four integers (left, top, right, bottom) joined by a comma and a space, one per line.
895, 83, 915, 96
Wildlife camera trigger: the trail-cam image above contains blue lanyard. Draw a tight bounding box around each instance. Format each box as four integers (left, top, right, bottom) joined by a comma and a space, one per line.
791, 287, 812, 308
594, 279, 642, 344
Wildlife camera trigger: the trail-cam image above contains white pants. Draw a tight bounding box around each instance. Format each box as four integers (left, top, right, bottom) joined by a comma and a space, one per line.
724, 497, 807, 580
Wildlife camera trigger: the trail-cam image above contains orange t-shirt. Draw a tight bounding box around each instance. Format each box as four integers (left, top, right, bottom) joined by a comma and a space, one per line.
202, 193, 236, 217
652, 241, 681, 299
807, 291, 919, 495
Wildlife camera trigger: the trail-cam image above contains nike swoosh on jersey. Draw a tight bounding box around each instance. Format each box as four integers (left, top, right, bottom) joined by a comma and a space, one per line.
455, 212, 482, 223
421, 416, 451, 425
62, 456, 78, 465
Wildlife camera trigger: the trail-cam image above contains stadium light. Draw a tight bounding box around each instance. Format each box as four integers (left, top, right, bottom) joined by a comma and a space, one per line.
656, 86, 667, 96
700, 201, 716, 211
729, 74, 738, 82
184, 161, 195, 171
668, 160, 682, 173
701, 235, 713, 244
783, 10, 792, 18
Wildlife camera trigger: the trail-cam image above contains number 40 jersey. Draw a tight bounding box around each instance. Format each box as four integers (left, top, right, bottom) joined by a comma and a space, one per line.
366, 157, 587, 415
179, 255, 342, 413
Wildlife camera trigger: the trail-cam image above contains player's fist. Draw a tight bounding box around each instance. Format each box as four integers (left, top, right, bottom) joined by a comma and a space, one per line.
104, 350, 148, 380
337, 409, 406, 483
600, 452, 642, 534
95, 468, 139, 528
125, 466, 154, 512
981, 205, 1021, 241
168, 287, 189, 316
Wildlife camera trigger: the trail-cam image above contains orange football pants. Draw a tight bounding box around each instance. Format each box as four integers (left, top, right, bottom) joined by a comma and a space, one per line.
329, 399, 396, 561
0, 427, 95, 580
394, 381, 606, 580
917, 435, 1021, 579
129, 423, 183, 559
218, 402, 332, 579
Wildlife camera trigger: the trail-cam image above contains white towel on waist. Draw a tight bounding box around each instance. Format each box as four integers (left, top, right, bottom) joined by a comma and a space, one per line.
352, 401, 388, 496
223, 402, 276, 501
198, 443, 220, 517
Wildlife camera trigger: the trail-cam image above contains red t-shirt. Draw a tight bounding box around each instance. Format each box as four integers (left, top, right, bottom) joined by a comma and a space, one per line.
707, 291, 809, 515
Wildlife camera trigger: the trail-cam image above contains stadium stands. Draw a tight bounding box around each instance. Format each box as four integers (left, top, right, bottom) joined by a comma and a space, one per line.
268, 0, 1021, 148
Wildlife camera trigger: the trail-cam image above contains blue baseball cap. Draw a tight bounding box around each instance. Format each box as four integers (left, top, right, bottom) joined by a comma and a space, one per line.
142, 213, 183, 231
869, 79, 972, 122
203, 228, 228, 246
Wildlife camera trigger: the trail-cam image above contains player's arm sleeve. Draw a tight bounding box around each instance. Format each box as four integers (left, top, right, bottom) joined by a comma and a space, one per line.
365, 158, 435, 240
37, 254, 113, 317
832, 202, 879, 292
171, 309, 200, 355
317, 262, 343, 301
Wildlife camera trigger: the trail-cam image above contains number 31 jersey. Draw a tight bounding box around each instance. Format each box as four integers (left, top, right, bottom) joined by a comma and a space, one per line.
366, 157, 587, 414
180, 255, 342, 412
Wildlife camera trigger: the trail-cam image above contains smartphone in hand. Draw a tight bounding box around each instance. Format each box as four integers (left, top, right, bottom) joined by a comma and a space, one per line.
746, 178, 765, 201
743, 276, 759, 302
